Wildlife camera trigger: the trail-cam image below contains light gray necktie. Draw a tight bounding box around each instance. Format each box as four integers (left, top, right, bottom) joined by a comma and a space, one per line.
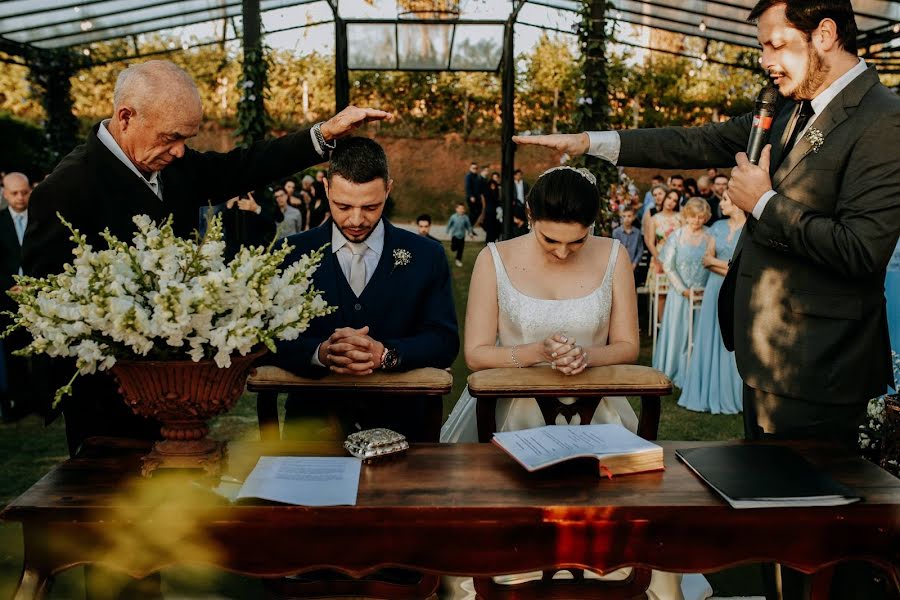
347, 242, 368, 296
14, 214, 25, 245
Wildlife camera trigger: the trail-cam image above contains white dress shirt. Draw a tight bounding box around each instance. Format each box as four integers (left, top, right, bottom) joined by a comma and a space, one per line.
514, 179, 525, 203
97, 120, 163, 200
311, 220, 385, 366
586, 59, 870, 220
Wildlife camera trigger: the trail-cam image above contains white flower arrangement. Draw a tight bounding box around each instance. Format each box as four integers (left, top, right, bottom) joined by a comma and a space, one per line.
5, 213, 334, 406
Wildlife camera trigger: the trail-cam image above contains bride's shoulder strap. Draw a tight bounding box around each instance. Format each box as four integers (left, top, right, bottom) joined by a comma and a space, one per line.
486, 242, 511, 286
601, 238, 620, 288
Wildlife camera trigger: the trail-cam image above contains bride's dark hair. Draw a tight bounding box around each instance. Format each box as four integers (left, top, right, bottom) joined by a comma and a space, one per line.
526, 167, 599, 227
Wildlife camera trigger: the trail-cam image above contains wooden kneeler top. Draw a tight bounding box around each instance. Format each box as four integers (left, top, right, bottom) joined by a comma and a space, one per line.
248, 365, 452, 395
468, 365, 672, 397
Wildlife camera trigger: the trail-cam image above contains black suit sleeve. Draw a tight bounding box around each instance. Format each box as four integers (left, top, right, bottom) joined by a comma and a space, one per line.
186, 128, 323, 205
753, 114, 900, 278
382, 244, 459, 370
617, 113, 753, 169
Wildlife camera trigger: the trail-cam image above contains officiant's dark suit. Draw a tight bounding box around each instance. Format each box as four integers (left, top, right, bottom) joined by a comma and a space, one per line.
272, 138, 458, 442
22, 60, 388, 457
616, 65, 899, 443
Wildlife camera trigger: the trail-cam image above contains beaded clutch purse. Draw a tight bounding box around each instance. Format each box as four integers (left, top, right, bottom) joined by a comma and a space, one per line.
344, 428, 409, 460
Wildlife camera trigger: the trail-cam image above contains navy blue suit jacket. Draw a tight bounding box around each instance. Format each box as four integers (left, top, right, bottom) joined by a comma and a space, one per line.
272, 220, 459, 376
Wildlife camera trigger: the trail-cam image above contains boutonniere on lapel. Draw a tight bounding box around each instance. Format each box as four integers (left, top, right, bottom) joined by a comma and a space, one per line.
392, 249, 412, 273
805, 127, 825, 154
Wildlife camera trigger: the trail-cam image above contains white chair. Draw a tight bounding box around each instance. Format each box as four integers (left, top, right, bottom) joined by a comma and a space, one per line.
651, 273, 669, 357
686, 287, 705, 367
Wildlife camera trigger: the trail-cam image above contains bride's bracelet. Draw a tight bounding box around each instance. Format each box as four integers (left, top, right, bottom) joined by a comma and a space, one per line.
510, 345, 522, 368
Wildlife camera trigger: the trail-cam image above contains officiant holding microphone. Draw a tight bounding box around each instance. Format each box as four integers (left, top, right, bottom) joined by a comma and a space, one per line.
24, 59, 392, 458
516, 2, 899, 596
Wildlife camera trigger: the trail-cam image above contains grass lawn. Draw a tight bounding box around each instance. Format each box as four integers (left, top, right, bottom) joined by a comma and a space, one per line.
0, 240, 757, 598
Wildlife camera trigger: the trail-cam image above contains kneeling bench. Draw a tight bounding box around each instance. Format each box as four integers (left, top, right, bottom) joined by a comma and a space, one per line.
468, 364, 670, 443
247, 366, 451, 599
467, 364, 671, 599
247, 366, 453, 443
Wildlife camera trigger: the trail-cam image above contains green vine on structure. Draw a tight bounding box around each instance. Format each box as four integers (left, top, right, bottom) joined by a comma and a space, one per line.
572, 0, 618, 235
26, 48, 83, 170
236, 45, 271, 148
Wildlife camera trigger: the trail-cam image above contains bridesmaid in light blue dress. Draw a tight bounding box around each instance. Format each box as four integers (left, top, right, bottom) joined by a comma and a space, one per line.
678, 193, 746, 413
886, 238, 900, 359
652, 198, 711, 388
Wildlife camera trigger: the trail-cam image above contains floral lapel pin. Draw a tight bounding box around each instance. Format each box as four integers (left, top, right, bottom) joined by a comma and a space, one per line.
392, 249, 412, 272
805, 127, 825, 154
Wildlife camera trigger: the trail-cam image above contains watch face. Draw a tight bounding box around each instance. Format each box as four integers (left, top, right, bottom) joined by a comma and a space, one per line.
383, 349, 399, 370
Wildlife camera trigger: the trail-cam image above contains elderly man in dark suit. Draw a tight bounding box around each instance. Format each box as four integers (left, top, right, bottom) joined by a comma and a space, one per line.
515, 1, 899, 596
24, 59, 391, 457
274, 137, 459, 442
0, 172, 33, 420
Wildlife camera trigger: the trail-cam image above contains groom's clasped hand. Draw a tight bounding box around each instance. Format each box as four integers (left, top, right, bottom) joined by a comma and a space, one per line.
542, 333, 588, 376
317, 325, 385, 376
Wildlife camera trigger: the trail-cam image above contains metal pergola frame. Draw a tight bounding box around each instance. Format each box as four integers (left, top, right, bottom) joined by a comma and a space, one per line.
1, 0, 898, 236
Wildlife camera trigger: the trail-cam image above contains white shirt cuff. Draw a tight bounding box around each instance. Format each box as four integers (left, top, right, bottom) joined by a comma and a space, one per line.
586, 131, 621, 164
311, 343, 325, 367
310, 127, 325, 158
752, 190, 778, 220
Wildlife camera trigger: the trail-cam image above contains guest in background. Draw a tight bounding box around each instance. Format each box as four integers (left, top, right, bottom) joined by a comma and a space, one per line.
684, 177, 699, 199
697, 175, 721, 223
274, 186, 304, 239
647, 189, 682, 318
679, 191, 746, 413
472, 165, 490, 228
887, 238, 900, 363
220, 191, 278, 259
416, 213, 440, 243
512, 168, 529, 206
668, 174, 687, 205
447, 202, 475, 267
611, 206, 644, 274
653, 197, 711, 387
0, 173, 33, 420
307, 187, 330, 229
639, 174, 665, 220
464, 162, 480, 219
483, 174, 501, 243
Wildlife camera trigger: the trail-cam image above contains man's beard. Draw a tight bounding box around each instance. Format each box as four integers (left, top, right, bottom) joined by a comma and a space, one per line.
334, 220, 377, 243
791, 45, 830, 101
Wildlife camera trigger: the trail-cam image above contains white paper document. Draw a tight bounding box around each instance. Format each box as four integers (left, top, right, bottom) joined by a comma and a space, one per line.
493, 424, 661, 472
236, 456, 362, 506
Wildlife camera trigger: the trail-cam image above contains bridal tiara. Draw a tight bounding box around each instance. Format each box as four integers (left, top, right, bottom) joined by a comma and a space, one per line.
539, 165, 598, 187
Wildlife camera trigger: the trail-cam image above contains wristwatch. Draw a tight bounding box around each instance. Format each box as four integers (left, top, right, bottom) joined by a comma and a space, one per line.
380, 347, 400, 371
312, 121, 337, 155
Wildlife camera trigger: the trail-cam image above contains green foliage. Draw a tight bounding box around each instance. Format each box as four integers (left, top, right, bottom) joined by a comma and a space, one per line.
236, 45, 271, 146
0, 113, 47, 177
571, 0, 618, 235
517, 34, 579, 135
25, 48, 82, 167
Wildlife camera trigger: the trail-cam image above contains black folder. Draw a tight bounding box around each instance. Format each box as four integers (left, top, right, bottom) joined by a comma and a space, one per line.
676, 445, 861, 509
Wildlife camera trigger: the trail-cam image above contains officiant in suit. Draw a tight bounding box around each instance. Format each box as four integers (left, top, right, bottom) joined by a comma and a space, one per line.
514, 1, 899, 597
273, 137, 459, 442
514, 0, 899, 448
23, 59, 391, 457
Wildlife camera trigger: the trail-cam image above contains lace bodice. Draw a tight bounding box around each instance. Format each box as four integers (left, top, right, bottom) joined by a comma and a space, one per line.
489, 240, 620, 352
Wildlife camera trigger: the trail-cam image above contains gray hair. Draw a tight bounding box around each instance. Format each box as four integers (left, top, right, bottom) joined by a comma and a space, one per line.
301, 175, 314, 186
2, 172, 29, 187
113, 60, 199, 111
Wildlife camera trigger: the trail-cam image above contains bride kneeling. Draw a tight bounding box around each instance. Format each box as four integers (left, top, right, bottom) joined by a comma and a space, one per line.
440, 166, 711, 600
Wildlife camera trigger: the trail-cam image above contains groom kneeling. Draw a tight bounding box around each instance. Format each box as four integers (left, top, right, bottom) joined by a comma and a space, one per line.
274, 137, 459, 441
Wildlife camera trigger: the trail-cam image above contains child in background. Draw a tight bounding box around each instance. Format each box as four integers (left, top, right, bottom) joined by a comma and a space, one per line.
611, 206, 644, 274
447, 202, 475, 267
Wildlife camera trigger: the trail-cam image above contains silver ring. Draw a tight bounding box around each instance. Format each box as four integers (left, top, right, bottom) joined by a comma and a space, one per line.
551, 361, 556, 370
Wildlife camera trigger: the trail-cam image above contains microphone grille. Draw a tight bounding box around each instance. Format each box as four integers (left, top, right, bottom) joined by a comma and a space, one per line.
758, 85, 779, 105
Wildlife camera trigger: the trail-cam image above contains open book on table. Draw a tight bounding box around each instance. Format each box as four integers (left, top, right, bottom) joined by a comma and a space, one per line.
676, 445, 861, 509
492, 424, 664, 476
214, 456, 362, 506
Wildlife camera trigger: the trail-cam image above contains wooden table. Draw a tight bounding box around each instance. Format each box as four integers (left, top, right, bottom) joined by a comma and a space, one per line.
2, 438, 898, 599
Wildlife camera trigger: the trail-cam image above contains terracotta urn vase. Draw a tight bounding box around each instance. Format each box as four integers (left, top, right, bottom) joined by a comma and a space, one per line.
110, 348, 267, 477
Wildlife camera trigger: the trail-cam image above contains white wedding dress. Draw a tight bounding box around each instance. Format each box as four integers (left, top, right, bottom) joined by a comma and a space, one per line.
440, 240, 711, 600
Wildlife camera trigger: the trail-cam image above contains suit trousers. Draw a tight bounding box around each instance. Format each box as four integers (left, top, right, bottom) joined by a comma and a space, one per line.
742, 385, 889, 600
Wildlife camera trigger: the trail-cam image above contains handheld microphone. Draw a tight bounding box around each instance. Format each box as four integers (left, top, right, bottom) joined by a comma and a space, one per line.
746, 85, 779, 165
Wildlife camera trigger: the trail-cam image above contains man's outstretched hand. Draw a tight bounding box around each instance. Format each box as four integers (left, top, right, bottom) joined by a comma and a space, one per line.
512, 132, 590, 156
321, 106, 393, 141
